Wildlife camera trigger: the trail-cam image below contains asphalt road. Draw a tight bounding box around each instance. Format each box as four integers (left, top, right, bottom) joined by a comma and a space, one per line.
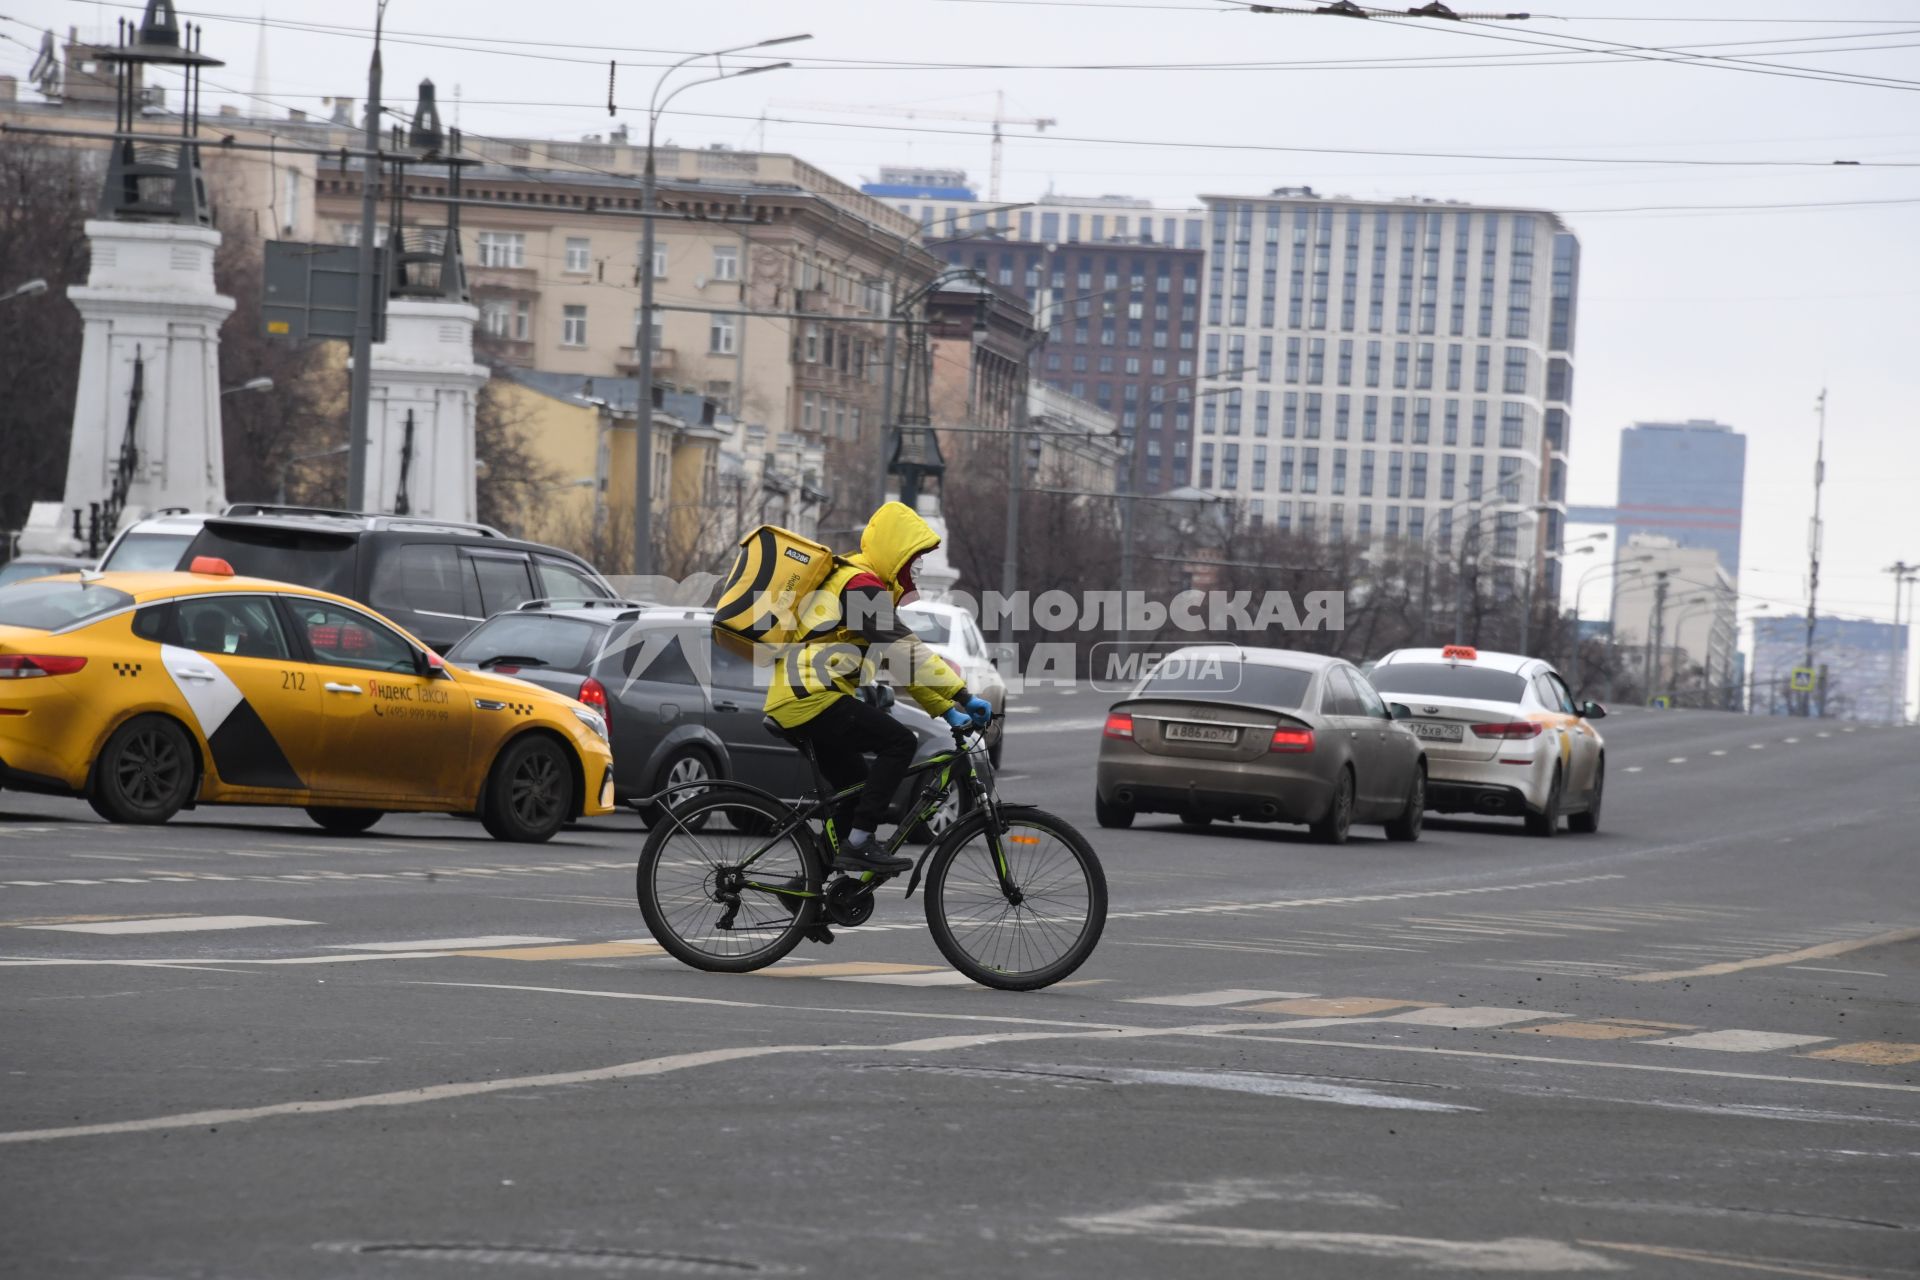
3, 688, 1918, 1279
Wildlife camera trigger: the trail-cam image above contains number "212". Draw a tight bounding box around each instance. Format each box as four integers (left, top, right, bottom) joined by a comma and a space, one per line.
280, 670, 307, 690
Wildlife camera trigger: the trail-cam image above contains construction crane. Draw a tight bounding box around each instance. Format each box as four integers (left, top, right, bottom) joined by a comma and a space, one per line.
771, 93, 1056, 203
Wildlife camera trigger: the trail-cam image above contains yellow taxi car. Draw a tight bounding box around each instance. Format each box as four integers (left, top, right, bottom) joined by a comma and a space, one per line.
0, 560, 614, 841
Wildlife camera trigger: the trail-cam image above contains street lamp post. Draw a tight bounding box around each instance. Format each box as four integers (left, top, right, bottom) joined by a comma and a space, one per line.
277, 444, 351, 505
1, 278, 49, 305
631, 35, 808, 578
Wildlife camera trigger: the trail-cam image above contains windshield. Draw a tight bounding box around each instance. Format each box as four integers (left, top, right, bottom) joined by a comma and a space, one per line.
183, 524, 358, 596
1138, 657, 1312, 709
1366, 663, 1529, 704
444, 613, 604, 672
101, 531, 194, 573
0, 580, 135, 631
899, 608, 954, 645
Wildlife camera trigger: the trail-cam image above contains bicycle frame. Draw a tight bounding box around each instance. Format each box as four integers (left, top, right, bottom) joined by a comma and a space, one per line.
636, 722, 1016, 906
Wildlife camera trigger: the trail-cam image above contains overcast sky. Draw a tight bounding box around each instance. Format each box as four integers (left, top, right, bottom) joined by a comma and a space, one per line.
11, 0, 1918, 683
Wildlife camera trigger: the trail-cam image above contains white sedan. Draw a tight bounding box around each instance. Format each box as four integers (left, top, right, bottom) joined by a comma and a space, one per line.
1365, 645, 1606, 837
899, 599, 1009, 766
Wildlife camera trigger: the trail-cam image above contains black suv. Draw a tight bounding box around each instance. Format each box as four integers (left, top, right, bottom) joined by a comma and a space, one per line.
168, 506, 614, 652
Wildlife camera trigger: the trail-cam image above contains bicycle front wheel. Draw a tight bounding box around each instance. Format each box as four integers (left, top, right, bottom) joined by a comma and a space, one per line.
636, 789, 824, 973
924, 807, 1107, 991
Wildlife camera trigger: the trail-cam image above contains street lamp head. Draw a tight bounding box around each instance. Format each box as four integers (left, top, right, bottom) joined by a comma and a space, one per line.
730, 61, 793, 79
754, 33, 814, 47
242, 376, 274, 393
2, 278, 49, 302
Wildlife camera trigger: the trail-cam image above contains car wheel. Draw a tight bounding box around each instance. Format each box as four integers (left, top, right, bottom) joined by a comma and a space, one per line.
636, 748, 716, 833
1383, 766, 1425, 842
1309, 769, 1354, 845
88, 714, 196, 825
1568, 761, 1602, 834
1524, 767, 1562, 838
306, 807, 383, 836
1094, 791, 1134, 829
480, 734, 575, 844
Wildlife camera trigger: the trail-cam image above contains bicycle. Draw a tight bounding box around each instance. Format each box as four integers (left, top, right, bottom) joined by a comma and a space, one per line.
633, 713, 1107, 991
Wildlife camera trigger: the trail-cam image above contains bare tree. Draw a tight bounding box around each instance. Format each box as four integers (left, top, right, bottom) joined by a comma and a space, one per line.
0, 142, 89, 537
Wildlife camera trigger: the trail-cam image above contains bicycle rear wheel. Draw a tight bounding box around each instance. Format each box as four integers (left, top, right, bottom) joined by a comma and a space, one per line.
923, 807, 1107, 991
636, 789, 824, 973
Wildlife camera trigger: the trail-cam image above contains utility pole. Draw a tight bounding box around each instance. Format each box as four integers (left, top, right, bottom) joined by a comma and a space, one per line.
998, 334, 1033, 651
1644, 571, 1669, 699
1802, 388, 1827, 716
345, 1, 388, 513
1887, 560, 1914, 724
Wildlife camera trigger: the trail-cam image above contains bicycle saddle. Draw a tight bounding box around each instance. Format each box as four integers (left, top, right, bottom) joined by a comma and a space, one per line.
761, 715, 811, 748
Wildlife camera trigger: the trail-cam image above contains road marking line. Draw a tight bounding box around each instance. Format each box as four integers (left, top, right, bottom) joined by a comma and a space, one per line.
327, 936, 572, 952
1514, 1022, 1673, 1041
1801, 1042, 1920, 1066
762, 962, 944, 978
1666, 757, 1687, 765
20, 915, 317, 935
453, 942, 662, 961
1816, 731, 1832, 739
1240, 997, 1438, 1017
1126, 989, 1317, 1007
1377, 1006, 1566, 1029
1590, 1017, 1698, 1029
1622, 925, 1920, 982
1624, 766, 1643, 773
1710, 749, 1727, 756
1644, 1030, 1831, 1053
1784, 737, 1800, 744
1106, 874, 1626, 922
1786, 966, 1888, 977
1749, 743, 1764, 750
826, 971, 977, 987
1579, 1239, 1875, 1279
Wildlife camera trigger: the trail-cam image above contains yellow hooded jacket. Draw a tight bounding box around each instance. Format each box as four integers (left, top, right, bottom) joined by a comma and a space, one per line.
762, 502, 968, 728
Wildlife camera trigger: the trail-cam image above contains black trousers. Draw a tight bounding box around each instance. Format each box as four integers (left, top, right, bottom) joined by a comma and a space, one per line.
791, 695, 920, 833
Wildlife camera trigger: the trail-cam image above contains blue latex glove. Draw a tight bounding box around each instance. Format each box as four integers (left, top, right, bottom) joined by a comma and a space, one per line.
961, 695, 993, 728
942, 707, 971, 729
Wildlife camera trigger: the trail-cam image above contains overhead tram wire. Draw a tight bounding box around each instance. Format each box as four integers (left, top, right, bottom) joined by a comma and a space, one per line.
46, 3, 1920, 77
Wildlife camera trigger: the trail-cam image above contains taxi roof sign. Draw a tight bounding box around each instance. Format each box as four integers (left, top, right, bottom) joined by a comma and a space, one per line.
188, 556, 235, 576
1441, 644, 1478, 661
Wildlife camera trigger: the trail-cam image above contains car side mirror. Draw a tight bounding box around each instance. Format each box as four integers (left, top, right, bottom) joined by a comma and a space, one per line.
1388, 702, 1413, 721
420, 649, 452, 679
1579, 700, 1607, 719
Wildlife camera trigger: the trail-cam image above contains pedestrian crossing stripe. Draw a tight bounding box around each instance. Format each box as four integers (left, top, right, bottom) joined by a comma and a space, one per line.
19, 915, 316, 935
1802, 1042, 1920, 1065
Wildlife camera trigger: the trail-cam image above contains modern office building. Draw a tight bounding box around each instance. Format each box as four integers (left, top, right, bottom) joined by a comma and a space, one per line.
1618, 419, 1746, 579
1751, 616, 1908, 723
873, 177, 1205, 252
1190, 188, 1580, 590
934, 235, 1206, 494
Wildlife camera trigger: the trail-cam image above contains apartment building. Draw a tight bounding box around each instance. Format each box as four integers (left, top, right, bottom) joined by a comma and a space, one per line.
1191, 188, 1580, 590
1611, 534, 1738, 701
312, 153, 940, 518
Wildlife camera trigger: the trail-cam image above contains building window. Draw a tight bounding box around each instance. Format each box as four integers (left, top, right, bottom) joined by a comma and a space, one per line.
1500, 403, 1526, 449
1365, 340, 1381, 388
1280, 446, 1295, 492
564, 237, 590, 274
477, 231, 525, 268
651, 243, 668, 278
1503, 348, 1528, 395
804, 323, 821, 363
1475, 345, 1491, 394
1360, 449, 1375, 497
1302, 446, 1320, 494
710, 313, 736, 354
480, 299, 512, 337
561, 305, 587, 347
1332, 448, 1348, 495
1390, 396, 1406, 444
1285, 337, 1301, 383
1410, 452, 1428, 500
713, 245, 739, 281
1335, 393, 1350, 440
1388, 450, 1404, 498
1442, 453, 1457, 500
1416, 342, 1434, 390
1444, 399, 1459, 446
1472, 400, 1488, 448
1283, 391, 1299, 438
1393, 341, 1410, 389
1305, 392, 1322, 439
1362, 395, 1378, 442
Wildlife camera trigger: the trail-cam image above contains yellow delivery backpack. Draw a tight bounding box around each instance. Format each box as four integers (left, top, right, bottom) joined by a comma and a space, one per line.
712, 524, 841, 658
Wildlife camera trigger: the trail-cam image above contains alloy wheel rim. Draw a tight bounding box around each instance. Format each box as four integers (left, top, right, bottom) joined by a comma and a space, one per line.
510, 751, 562, 825
118, 730, 183, 808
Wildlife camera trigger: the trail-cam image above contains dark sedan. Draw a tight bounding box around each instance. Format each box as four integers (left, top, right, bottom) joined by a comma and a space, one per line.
1094, 645, 1427, 844
443, 602, 960, 837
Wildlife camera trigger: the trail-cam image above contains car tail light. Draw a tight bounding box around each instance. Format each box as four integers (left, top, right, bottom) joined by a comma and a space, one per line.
1102, 712, 1134, 739
0, 655, 88, 679
578, 677, 609, 714
1472, 721, 1543, 739
1269, 726, 1315, 753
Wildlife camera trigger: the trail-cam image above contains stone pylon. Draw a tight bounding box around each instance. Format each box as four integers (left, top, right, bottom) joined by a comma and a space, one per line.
363, 298, 486, 522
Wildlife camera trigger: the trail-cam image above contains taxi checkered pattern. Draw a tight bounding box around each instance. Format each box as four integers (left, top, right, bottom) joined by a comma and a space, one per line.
111, 661, 142, 677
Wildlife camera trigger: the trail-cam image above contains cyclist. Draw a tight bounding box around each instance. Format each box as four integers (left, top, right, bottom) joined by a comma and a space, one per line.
764, 501, 992, 874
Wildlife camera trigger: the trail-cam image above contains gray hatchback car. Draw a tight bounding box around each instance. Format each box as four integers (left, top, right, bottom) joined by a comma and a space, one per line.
1095, 644, 1427, 845
443, 602, 960, 834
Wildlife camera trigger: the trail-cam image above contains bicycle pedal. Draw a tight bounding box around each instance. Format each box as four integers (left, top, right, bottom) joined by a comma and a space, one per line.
804, 924, 835, 945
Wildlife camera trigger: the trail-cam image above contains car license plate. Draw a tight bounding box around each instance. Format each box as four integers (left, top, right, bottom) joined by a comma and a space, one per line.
1411, 721, 1464, 742
1166, 722, 1238, 745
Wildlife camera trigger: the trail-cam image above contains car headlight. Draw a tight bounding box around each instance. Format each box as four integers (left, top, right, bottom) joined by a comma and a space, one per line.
570, 705, 610, 744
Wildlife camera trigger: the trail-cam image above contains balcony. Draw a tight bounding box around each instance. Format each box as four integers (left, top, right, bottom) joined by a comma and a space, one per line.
617, 347, 676, 376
